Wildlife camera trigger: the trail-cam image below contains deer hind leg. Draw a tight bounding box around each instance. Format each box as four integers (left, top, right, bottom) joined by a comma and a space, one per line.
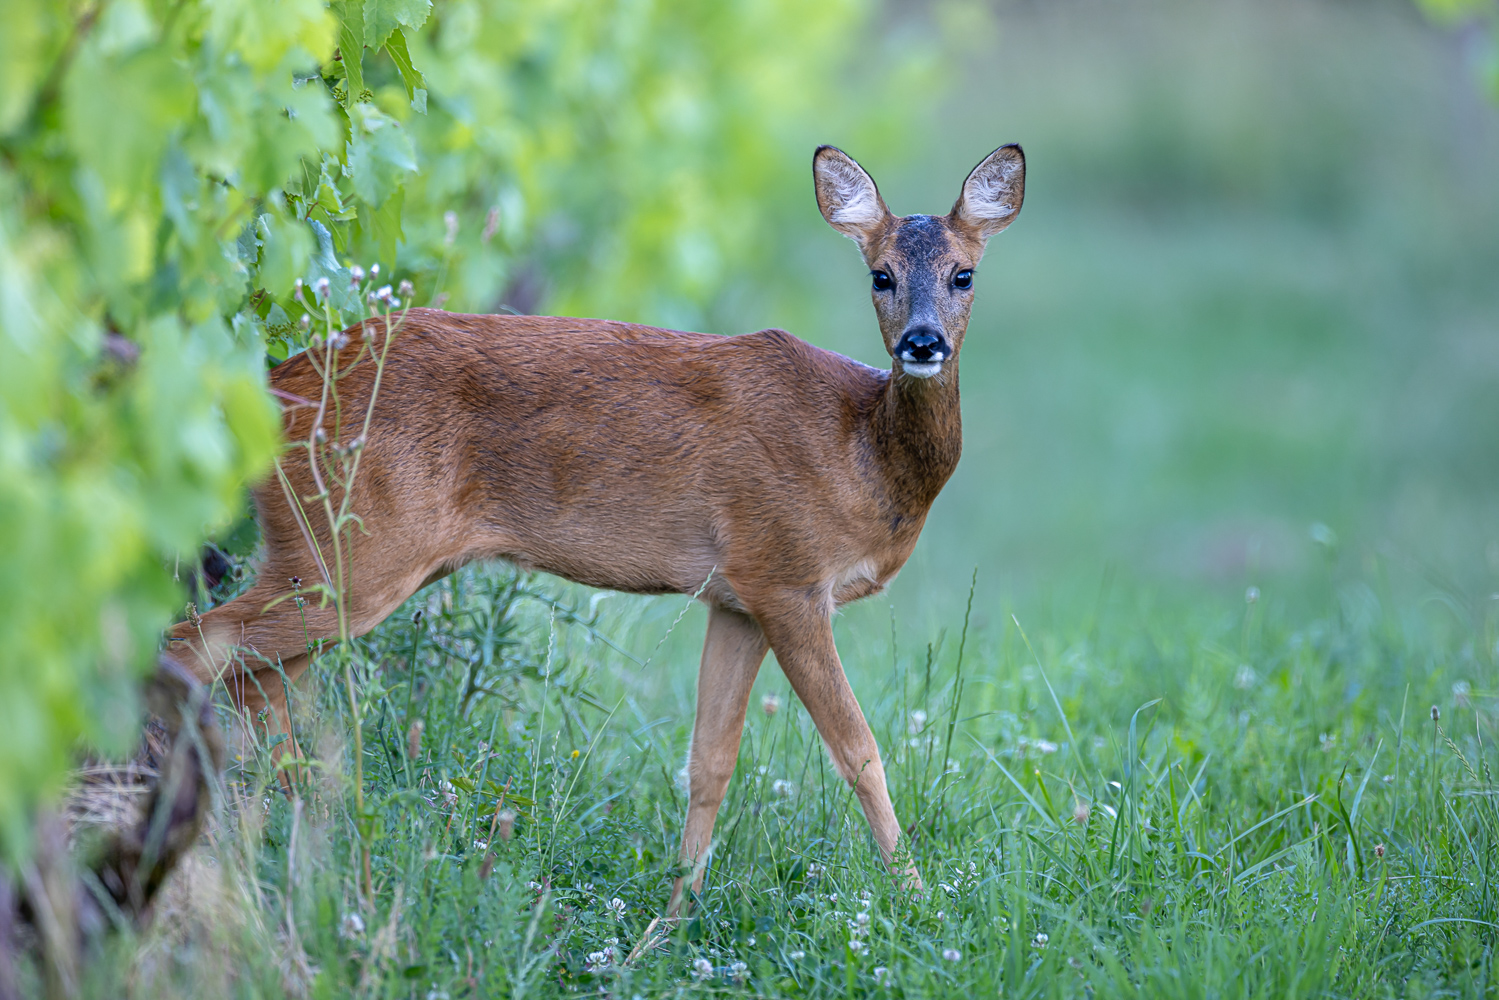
754, 595, 918, 886
165, 573, 332, 765
665, 605, 770, 917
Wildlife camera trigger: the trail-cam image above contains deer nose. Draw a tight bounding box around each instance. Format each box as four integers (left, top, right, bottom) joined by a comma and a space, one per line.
895, 327, 948, 363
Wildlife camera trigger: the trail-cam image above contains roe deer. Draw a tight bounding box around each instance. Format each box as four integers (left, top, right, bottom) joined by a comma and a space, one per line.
166, 143, 1024, 913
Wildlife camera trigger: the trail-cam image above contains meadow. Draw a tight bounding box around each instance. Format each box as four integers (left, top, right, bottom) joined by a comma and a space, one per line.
73, 558, 1497, 998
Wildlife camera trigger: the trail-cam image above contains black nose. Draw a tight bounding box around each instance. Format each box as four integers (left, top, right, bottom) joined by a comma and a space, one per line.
895, 327, 948, 363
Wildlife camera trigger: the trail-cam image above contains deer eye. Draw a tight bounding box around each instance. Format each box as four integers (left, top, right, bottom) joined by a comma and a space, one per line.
871, 270, 894, 292
953, 269, 973, 290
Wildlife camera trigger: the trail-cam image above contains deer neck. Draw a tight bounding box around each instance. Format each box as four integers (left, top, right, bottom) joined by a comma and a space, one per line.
868, 357, 963, 515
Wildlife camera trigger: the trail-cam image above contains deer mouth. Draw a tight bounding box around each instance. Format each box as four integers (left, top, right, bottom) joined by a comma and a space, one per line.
899, 360, 944, 379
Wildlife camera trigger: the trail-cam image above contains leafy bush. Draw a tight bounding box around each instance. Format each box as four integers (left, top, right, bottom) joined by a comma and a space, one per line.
0, 0, 881, 860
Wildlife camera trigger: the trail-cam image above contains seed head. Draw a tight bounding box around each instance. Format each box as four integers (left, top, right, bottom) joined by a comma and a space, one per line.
398, 279, 414, 299
293, 278, 305, 302
407, 719, 424, 760
298, 313, 311, 331
1073, 800, 1091, 825
349, 264, 365, 284
1375, 843, 1385, 858
762, 692, 781, 716
370, 263, 380, 277
1432, 705, 1440, 722
313, 276, 330, 300
497, 808, 516, 841
942, 948, 962, 961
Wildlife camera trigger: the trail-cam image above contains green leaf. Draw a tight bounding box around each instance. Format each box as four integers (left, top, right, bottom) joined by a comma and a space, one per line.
346, 103, 417, 208
383, 28, 428, 113
363, 0, 431, 51
332, 0, 366, 106
360, 185, 405, 271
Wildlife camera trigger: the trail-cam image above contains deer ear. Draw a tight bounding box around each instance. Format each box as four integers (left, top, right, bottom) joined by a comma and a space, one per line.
813, 146, 890, 247
950, 144, 1025, 240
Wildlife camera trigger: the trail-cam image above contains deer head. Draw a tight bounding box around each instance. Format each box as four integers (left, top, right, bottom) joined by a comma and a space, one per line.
813, 144, 1025, 380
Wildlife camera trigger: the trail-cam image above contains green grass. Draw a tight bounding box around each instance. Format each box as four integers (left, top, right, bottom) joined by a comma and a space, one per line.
65, 559, 1499, 998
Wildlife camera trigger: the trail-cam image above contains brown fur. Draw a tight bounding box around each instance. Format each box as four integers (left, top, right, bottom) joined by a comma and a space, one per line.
165, 145, 1025, 912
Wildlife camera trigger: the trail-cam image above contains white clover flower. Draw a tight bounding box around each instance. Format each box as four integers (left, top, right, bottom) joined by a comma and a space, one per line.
790, 950, 806, 960
772, 779, 794, 798
691, 957, 715, 981
873, 966, 889, 982
1033, 932, 1049, 949
729, 961, 748, 982
609, 897, 626, 920
339, 911, 365, 939
942, 948, 961, 961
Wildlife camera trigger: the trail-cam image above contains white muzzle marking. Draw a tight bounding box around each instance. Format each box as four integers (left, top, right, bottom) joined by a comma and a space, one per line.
900, 360, 943, 379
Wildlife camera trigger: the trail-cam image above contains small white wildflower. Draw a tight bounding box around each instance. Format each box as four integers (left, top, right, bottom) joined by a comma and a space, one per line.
1245, 586, 1260, 604
609, 897, 626, 920
1454, 680, 1472, 709
936, 910, 945, 920
398, 279, 415, 299
370, 263, 379, 277
691, 957, 714, 981
375, 284, 394, 303
874, 966, 889, 982
1033, 932, 1049, 949
339, 911, 365, 939
828, 893, 838, 904
942, 947, 961, 961
349, 264, 365, 285
729, 961, 748, 983
772, 779, 794, 798
806, 862, 823, 880
1319, 732, 1336, 752
1073, 800, 1091, 825
440, 780, 457, 808
1235, 664, 1258, 689
849, 938, 867, 955
762, 692, 782, 716
473, 840, 487, 853
789, 950, 806, 960
313, 276, 330, 300
527, 881, 542, 891
909, 710, 927, 735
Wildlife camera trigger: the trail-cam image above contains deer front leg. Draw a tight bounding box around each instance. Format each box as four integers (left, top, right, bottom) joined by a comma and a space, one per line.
665, 605, 770, 917
756, 596, 917, 885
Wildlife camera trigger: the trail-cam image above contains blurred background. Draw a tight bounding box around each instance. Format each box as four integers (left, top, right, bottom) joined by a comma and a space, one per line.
525, 0, 1499, 626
